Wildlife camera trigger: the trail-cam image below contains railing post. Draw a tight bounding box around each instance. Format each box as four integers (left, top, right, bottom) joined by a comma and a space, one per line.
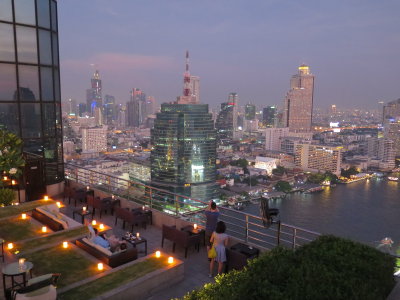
175, 195, 179, 217
292, 228, 297, 250
277, 221, 281, 246
245, 215, 249, 243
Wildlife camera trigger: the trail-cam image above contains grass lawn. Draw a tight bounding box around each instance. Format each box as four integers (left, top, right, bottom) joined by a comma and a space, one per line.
17, 226, 88, 254
0, 200, 57, 219
0, 216, 42, 242
59, 257, 168, 300
24, 245, 98, 288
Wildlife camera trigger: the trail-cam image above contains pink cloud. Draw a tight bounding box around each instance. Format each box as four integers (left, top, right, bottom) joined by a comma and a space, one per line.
61, 52, 175, 72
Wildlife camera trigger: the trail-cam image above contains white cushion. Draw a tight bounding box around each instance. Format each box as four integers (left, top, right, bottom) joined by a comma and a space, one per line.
87, 225, 95, 241
42, 204, 59, 215
27, 274, 52, 286
36, 208, 68, 229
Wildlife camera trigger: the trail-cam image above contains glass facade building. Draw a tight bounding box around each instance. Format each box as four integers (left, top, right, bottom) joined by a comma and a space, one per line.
0, 0, 63, 184
151, 103, 218, 201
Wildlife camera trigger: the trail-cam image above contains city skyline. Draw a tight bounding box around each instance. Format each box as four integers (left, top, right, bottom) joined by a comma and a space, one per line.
58, 1, 400, 110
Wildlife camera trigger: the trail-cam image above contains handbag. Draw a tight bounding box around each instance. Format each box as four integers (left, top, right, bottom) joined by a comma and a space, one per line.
208, 246, 217, 259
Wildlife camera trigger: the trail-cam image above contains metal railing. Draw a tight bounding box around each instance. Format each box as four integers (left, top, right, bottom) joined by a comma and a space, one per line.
65, 162, 320, 250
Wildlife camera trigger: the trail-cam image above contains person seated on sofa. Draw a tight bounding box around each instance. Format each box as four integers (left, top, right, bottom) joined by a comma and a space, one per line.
93, 228, 126, 252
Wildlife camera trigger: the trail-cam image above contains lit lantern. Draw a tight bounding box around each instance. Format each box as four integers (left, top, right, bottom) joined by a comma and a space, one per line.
56, 202, 61, 208
155, 251, 161, 258
193, 224, 198, 230
142, 206, 145, 210
44, 195, 49, 201
92, 220, 97, 226
3, 176, 8, 181
111, 195, 115, 199
21, 213, 27, 220
99, 224, 104, 230
7, 243, 13, 250
86, 186, 90, 191
168, 256, 174, 264
11, 180, 16, 185
97, 263, 104, 271
63, 241, 68, 249
82, 206, 87, 212
42, 226, 47, 233
136, 232, 140, 238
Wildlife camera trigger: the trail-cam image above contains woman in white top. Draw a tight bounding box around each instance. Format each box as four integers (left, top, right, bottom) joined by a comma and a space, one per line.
209, 221, 228, 277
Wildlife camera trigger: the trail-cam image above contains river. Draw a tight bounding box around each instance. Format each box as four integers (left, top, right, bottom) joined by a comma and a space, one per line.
243, 178, 400, 247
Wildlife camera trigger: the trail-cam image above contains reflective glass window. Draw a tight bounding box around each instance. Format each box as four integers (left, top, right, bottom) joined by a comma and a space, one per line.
0, 103, 19, 134
0, 23, 15, 61
18, 65, 39, 101
55, 103, 61, 135
23, 138, 43, 155
0, 63, 17, 100
14, 0, 36, 25
40, 67, 53, 101
44, 138, 56, 162
21, 103, 41, 138
51, 1, 57, 31
43, 103, 55, 137
52, 33, 58, 65
54, 68, 60, 101
39, 29, 52, 65
37, 0, 50, 29
16, 26, 37, 63
0, 0, 13, 22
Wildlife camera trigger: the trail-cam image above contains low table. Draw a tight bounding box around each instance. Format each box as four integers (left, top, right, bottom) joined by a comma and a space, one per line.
122, 236, 148, 256
91, 223, 112, 235
230, 243, 259, 259
2, 261, 33, 297
72, 209, 91, 224
181, 225, 206, 246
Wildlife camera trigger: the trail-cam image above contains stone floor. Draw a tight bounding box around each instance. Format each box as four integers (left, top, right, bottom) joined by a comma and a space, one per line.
0, 197, 215, 300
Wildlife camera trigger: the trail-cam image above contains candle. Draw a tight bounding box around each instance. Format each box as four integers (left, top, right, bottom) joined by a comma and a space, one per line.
112, 195, 115, 200
97, 263, 104, 271
42, 226, 47, 233
63, 241, 68, 248
3, 176, 8, 181
168, 256, 174, 264
7, 243, 13, 250
44, 195, 49, 201
142, 206, 145, 210
99, 224, 104, 230
82, 206, 87, 212
92, 220, 97, 226
155, 251, 161, 258
136, 232, 140, 238
56, 202, 61, 208
19, 258, 25, 266
21, 213, 27, 220
11, 180, 16, 185
86, 186, 90, 191
194, 223, 198, 230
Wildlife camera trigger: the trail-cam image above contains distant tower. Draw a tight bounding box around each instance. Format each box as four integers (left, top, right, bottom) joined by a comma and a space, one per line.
215, 93, 239, 143
283, 64, 315, 132
177, 51, 199, 104
86, 70, 103, 116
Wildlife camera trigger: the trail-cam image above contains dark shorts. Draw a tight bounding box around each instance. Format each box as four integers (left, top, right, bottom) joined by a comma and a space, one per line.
205, 231, 212, 247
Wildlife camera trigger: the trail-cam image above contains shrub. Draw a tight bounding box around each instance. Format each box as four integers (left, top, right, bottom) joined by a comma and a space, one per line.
184, 235, 395, 300
0, 188, 16, 206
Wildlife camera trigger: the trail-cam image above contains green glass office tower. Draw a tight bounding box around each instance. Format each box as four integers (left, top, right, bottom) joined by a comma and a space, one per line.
0, 0, 63, 185
151, 103, 218, 201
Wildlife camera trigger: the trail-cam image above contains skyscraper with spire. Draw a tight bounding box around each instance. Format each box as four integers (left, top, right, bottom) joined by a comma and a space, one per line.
151, 52, 217, 201
177, 51, 199, 104
86, 70, 103, 116
283, 64, 314, 132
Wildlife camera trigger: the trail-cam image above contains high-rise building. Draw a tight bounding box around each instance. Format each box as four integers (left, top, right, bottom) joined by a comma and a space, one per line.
151, 104, 217, 201
104, 95, 115, 125
0, 0, 63, 185
367, 137, 396, 170
127, 88, 146, 127
67, 99, 77, 116
245, 103, 256, 120
384, 121, 400, 156
190, 76, 200, 104
151, 53, 217, 201
263, 106, 277, 127
86, 70, 102, 116
78, 103, 87, 117
265, 127, 290, 151
215, 93, 238, 143
294, 144, 342, 175
283, 64, 315, 132
383, 99, 400, 125
81, 126, 108, 153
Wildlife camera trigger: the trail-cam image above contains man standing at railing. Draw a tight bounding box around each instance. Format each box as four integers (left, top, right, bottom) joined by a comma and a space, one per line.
205, 201, 220, 256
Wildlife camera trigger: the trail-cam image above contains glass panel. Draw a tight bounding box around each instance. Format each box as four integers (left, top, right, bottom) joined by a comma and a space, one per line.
40, 67, 53, 101
14, 0, 36, 25
51, 0, 57, 31
18, 65, 39, 101
0, 63, 17, 101
43, 103, 55, 137
55, 103, 61, 135
16, 26, 37, 63
23, 138, 43, 155
44, 138, 56, 162
37, 0, 50, 29
0, 0, 13, 22
52, 33, 58, 65
54, 68, 60, 101
38, 29, 52, 65
21, 103, 41, 138
0, 23, 15, 61
0, 103, 19, 134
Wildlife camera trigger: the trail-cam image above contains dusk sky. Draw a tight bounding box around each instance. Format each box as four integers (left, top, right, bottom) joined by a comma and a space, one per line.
58, 0, 400, 110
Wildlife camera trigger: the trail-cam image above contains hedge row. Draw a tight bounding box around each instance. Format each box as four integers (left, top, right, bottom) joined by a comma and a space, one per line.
184, 235, 395, 300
